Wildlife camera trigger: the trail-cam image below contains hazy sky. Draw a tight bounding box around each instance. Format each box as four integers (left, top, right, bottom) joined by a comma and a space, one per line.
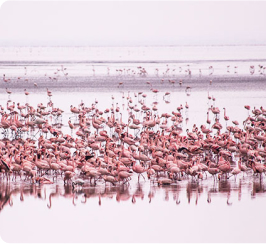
0, 0, 265, 46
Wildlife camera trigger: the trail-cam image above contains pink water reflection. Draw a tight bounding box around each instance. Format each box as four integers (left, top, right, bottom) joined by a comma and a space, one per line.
0, 177, 266, 243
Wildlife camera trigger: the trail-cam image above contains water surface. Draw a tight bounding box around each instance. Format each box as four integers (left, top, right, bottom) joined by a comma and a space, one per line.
0, 46, 266, 243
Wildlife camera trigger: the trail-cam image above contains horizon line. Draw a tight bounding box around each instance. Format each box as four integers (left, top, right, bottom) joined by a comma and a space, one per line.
1, 44, 266, 48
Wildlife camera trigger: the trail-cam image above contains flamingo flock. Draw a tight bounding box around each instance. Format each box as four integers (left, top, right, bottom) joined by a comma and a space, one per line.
0, 84, 266, 188
2, 62, 265, 89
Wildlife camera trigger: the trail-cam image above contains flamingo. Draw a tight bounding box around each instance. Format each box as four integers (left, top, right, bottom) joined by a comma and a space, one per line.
223, 108, 229, 122
132, 162, 146, 182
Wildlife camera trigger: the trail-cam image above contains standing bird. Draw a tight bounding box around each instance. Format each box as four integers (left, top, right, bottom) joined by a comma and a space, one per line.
24, 89, 29, 96
6, 88, 12, 100
244, 105, 250, 116
209, 66, 214, 75
206, 112, 211, 125
132, 162, 146, 182
223, 108, 229, 123
230, 164, 241, 181
3, 74, 10, 82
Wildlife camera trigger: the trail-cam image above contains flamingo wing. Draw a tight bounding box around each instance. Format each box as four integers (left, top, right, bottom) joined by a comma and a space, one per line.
1, 159, 10, 171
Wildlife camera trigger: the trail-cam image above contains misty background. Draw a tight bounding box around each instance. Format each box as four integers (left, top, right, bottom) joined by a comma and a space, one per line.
0, 1, 265, 47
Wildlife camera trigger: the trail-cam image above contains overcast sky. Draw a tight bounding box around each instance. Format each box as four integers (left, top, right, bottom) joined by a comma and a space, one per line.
0, 0, 265, 46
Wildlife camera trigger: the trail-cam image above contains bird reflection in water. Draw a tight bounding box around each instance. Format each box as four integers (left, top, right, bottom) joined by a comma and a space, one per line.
47, 185, 60, 208
132, 183, 145, 203
116, 185, 131, 203
251, 180, 266, 199
206, 180, 248, 205
0, 183, 47, 211
186, 182, 203, 205
219, 180, 232, 205
1, 180, 266, 212
0, 183, 13, 211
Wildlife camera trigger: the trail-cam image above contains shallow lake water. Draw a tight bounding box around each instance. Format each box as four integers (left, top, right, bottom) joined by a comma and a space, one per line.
0, 46, 266, 243
1, 174, 266, 243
